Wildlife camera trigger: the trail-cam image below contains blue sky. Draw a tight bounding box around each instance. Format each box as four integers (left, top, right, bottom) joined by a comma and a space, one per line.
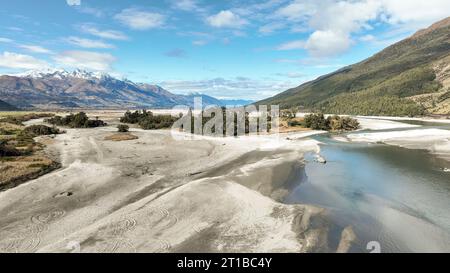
0, 0, 449, 100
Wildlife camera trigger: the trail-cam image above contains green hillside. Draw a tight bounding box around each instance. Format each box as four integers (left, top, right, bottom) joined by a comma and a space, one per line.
258, 17, 450, 116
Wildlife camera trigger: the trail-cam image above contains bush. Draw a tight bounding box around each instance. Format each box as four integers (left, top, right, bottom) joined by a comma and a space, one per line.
46, 112, 107, 128
304, 113, 329, 130
287, 120, 304, 127
0, 140, 21, 157
22, 125, 61, 137
304, 113, 360, 131
117, 124, 129, 133
120, 110, 177, 130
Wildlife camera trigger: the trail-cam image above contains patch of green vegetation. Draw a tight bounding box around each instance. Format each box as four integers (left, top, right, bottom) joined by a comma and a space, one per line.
117, 124, 129, 133
0, 139, 21, 157
304, 113, 360, 131
318, 92, 426, 117
46, 112, 107, 128
0, 127, 21, 135
120, 110, 178, 130
0, 113, 54, 126
22, 125, 61, 137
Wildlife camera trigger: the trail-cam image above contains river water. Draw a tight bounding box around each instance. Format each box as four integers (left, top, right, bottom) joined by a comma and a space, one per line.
285, 120, 450, 253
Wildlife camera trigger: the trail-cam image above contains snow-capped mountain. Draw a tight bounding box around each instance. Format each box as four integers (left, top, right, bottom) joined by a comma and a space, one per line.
0, 69, 248, 109
0, 69, 190, 109
14, 68, 113, 80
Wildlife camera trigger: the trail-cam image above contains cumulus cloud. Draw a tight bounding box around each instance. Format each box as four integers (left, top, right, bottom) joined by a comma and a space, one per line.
158, 77, 296, 100
53, 50, 115, 71
304, 30, 352, 57
0, 51, 49, 70
206, 10, 248, 28
79, 24, 128, 40
66, 0, 81, 6
115, 8, 166, 30
18, 45, 53, 54
66, 36, 114, 49
380, 0, 450, 25
274, 0, 450, 57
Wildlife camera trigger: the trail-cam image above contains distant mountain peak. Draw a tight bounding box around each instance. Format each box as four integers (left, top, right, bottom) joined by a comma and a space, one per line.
14, 68, 113, 81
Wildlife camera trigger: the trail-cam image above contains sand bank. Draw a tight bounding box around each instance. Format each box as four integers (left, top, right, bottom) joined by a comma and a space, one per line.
0, 126, 346, 253
346, 128, 450, 161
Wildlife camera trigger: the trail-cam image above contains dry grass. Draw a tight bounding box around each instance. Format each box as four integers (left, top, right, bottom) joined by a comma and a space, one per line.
279, 126, 312, 133
104, 133, 139, 142
0, 113, 60, 190
0, 155, 59, 190
279, 117, 312, 133
0, 111, 55, 118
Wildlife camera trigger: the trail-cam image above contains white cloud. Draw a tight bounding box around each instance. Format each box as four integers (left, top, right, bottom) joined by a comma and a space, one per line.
206, 10, 248, 28
0, 37, 13, 43
115, 8, 166, 30
359, 34, 376, 42
79, 24, 128, 40
277, 32, 352, 58
66, 0, 81, 6
159, 77, 296, 100
380, 0, 450, 26
305, 30, 351, 57
0, 51, 49, 70
66, 36, 114, 49
273, 0, 450, 57
192, 40, 208, 46
173, 0, 198, 11
77, 6, 103, 17
276, 72, 306, 78
18, 45, 53, 54
275, 0, 317, 22
53, 50, 115, 71
277, 40, 305, 50
259, 22, 285, 34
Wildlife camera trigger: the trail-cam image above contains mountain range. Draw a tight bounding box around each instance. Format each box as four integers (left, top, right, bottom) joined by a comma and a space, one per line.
0, 99, 17, 111
0, 69, 252, 110
258, 17, 450, 116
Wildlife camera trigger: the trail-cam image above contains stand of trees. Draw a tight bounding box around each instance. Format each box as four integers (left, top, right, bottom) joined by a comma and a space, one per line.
304, 113, 360, 131
46, 112, 107, 128
120, 110, 178, 130
120, 108, 274, 136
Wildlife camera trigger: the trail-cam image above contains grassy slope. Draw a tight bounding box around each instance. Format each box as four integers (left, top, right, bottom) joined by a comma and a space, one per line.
258, 17, 450, 116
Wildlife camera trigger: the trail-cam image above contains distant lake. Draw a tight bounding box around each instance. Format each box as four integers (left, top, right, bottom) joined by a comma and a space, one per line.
285, 122, 450, 253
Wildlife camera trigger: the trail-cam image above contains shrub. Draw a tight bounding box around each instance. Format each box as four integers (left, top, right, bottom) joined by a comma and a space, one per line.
287, 120, 304, 127
22, 125, 61, 137
304, 113, 329, 130
304, 113, 360, 131
120, 110, 177, 130
117, 124, 129, 133
0, 140, 21, 157
46, 112, 107, 128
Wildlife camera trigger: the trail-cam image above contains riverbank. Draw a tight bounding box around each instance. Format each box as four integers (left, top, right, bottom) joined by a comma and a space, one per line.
0, 124, 346, 253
